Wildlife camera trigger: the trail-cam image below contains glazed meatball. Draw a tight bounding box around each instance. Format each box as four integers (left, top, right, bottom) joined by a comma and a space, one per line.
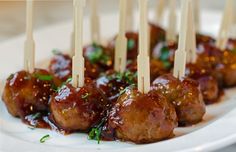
107, 32, 139, 60
96, 70, 137, 103
84, 43, 113, 71
196, 34, 215, 45
49, 52, 102, 82
105, 87, 177, 144
152, 41, 178, 69
215, 50, 236, 87
152, 74, 206, 126
127, 59, 169, 82
2, 69, 55, 118
196, 44, 236, 87
49, 53, 72, 82
186, 63, 220, 104
149, 23, 166, 51
50, 78, 108, 131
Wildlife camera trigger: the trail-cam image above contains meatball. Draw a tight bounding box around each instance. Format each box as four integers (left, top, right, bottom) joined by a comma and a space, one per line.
107, 32, 139, 60
186, 63, 220, 104
152, 74, 206, 126
149, 23, 166, 51
2, 69, 55, 118
49, 53, 72, 82
84, 43, 113, 71
196, 44, 236, 87
105, 87, 177, 144
152, 41, 177, 69
127, 59, 169, 82
196, 34, 215, 45
49, 52, 102, 82
50, 78, 108, 131
96, 70, 137, 103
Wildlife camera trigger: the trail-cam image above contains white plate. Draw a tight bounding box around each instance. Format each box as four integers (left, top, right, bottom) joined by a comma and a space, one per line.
1, 10, 236, 152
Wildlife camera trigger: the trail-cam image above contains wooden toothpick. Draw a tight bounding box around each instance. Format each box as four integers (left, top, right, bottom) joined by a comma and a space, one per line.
138, 0, 150, 94
216, 0, 234, 50
193, 0, 200, 33
229, 1, 236, 39
173, 0, 190, 79
89, 0, 100, 44
70, 8, 75, 57
114, 0, 128, 73
126, 0, 135, 32
166, 0, 177, 42
155, 0, 165, 26
24, 0, 35, 73
72, 0, 86, 88
186, 0, 197, 63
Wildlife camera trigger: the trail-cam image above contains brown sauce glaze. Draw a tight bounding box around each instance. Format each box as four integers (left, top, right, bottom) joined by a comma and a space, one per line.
84, 43, 113, 71
186, 63, 221, 104
152, 74, 206, 126
107, 32, 139, 61
149, 23, 166, 51
127, 59, 169, 82
96, 70, 137, 104
49, 52, 103, 82
49, 78, 109, 132
103, 87, 177, 144
2, 69, 55, 118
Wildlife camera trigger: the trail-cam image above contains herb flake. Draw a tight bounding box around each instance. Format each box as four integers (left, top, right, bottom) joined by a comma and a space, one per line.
33, 74, 53, 81
127, 39, 135, 50
81, 93, 90, 99
40, 134, 50, 143
31, 112, 41, 120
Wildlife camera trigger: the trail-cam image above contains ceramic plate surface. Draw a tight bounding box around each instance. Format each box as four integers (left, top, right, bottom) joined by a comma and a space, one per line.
1, 11, 236, 152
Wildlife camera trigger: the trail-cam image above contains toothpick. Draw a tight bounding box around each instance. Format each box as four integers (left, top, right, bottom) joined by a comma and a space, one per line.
230, 1, 236, 39
193, 0, 200, 33
24, 0, 35, 73
72, 0, 86, 88
216, 0, 234, 50
166, 0, 177, 42
70, 9, 75, 57
126, 0, 135, 32
186, 0, 197, 63
173, 0, 190, 79
89, 0, 100, 44
138, 0, 150, 94
155, 0, 165, 26
114, 0, 128, 73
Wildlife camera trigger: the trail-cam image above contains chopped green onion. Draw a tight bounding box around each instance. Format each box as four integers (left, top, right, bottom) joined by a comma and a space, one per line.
40, 134, 50, 143
88, 119, 105, 144
81, 93, 90, 99
52, 49, 61, 55
31, 112, 41, 120
127, 39, 135, 50
7, 74, 14, 81
87, 45, 103, 63
33, 74, 53, 81
88, 128, 101, 144
159, 46, 170, 61
66, 77, 72, 83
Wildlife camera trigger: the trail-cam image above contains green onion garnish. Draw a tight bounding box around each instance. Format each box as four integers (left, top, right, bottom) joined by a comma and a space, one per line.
52, 49, 61, 55
31, 112, 41, 120
40, 134, 50, 143
33, 74, 53, 81
81, 93, 90, 99
127, 39, 135, 50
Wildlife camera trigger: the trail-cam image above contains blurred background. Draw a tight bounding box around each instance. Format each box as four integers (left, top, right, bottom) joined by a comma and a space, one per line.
0, 0, 225, 42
